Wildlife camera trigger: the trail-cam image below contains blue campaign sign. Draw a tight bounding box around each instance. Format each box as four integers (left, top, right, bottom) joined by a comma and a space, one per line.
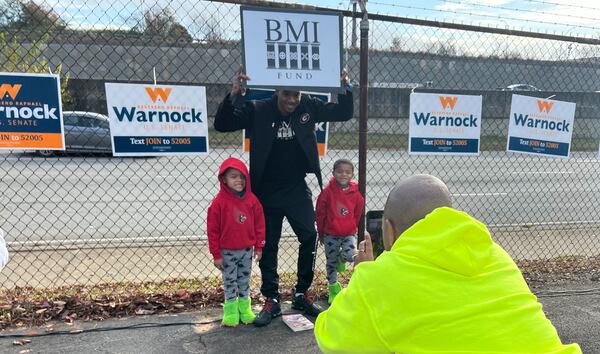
242, 89, 329, 156
0, 72, 64, 150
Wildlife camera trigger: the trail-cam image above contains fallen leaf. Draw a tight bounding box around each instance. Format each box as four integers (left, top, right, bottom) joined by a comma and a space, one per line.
19, 350, 32, 354
175, 289, 188, 297
135, 308, 155, 315
35, 308, 47, 314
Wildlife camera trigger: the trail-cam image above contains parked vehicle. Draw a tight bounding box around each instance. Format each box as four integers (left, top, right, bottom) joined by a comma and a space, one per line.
502, 84, 540, 91
37, 111, 112, 157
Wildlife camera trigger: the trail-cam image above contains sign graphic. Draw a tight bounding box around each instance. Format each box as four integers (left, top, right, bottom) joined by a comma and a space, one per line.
240, 6, 342, 91
105, 83, 208, 156
0, 72, 64, 150
507, 94, 575, 158
409, 92, 482, 155
242, 89, 329, 157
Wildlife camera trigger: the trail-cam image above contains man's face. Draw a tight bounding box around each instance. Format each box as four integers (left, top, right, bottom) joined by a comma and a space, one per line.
276, 90, 301, 116
382, 217, 400, 251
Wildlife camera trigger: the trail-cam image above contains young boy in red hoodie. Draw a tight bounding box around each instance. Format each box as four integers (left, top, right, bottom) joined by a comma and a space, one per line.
207, 157, 266, 327
316, 159, 365, 304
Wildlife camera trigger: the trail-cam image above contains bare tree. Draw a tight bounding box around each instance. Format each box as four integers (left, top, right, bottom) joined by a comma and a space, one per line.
200, 18, 224, 43
143, 6, 192, 43
390, 37, 403, 52
426, 42, 459, 56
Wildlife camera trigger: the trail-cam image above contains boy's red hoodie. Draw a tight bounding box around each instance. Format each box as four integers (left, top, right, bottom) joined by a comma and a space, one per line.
207, 157, 265, 260
316, 177, 365, 241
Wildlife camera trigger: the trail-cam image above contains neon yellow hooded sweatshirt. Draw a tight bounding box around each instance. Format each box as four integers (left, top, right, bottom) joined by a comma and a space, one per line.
315, 207, 581, 354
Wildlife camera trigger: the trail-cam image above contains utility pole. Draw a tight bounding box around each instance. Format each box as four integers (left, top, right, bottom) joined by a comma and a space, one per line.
357, 0, 368, 239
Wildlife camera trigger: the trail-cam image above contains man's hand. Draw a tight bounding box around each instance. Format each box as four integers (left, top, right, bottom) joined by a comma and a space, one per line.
353, 233, 374, 266
231, 65, 251, 96
340, 68, 350, 85
213, 258, 224, 270
254, 250, 262, 262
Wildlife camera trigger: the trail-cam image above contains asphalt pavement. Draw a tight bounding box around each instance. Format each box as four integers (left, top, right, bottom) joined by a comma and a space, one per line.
2, 150, 600, 245
1, 283, 598, 354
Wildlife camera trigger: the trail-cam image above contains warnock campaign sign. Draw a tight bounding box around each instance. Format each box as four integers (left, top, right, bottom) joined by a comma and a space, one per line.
507, 94, 575, 158
242, 89, 329, 157
409, 93, 482, 155
240, 6, 342, 91
0, 72, 64, 150
105, 83, 208, 156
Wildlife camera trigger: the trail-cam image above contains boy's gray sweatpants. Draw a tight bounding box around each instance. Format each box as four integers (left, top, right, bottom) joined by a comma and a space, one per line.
324, 235, 357, 284
221, 247, 253, 301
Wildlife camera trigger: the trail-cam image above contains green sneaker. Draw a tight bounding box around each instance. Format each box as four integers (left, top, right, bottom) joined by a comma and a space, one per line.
328, 282, 342, 304
222, 298, 239, 327
336, 257, 346, 273
238, 297, 256, 324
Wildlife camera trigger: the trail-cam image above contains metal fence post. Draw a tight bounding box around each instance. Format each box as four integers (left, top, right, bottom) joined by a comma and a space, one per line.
358, 1, 369, 240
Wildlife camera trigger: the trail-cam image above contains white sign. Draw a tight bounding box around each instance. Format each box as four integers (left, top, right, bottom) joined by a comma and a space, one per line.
507, 94, 575, 158
240, 6, 342, 91
409, 93, 482, 155
105, 83, 209, 157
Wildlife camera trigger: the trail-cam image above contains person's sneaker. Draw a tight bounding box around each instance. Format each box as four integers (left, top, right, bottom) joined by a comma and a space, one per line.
253, 298, 281, 327
328, 282, 342, 304
292, 292, 323, 317
336, 256, 347, 272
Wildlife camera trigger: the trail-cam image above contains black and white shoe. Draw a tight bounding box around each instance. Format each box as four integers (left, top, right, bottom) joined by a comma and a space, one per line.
292, 292, 323, 317
253, 298, 281, 327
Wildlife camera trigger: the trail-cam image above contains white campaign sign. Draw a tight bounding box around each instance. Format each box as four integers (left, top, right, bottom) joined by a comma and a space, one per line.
105, 83, 209, 157
506, 94, 575, 158
409, 92, 482, 155
241, 6, 342, 91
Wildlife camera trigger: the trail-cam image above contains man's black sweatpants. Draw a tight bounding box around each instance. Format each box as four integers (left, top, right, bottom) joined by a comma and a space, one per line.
259, 198, 318, 299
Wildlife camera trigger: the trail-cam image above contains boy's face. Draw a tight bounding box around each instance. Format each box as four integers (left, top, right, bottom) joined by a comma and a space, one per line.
223, 168, 246, 193
333, 163, 354, 187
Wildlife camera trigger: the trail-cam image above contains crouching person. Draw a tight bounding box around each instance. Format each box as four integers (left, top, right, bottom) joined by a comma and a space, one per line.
315, 174, 581, 353
207, 157, 265, 327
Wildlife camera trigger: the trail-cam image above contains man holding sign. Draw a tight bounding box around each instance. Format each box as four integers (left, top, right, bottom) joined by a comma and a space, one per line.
215, 66, 353, 327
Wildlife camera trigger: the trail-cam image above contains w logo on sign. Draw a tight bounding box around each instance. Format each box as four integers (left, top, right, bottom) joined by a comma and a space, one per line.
0, 83, 22, 100
145, 87, 172, 103
537, 99, 554, 113
439, 96, 458, 110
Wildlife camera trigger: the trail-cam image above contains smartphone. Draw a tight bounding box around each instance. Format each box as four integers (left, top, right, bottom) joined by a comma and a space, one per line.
366, 210, 383, 235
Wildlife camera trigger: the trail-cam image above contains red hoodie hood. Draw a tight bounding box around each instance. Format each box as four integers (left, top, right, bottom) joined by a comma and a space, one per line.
218, 157, 252, 196
328, 176, 359, 193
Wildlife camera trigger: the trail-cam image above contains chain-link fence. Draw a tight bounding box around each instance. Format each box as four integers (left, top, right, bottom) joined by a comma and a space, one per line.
1, 0, 600, 289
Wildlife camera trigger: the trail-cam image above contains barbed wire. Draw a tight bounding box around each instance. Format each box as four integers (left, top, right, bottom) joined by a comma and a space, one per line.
521, 0, 600, 12
438, 0, 600, 24
368, 0, 600, 32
